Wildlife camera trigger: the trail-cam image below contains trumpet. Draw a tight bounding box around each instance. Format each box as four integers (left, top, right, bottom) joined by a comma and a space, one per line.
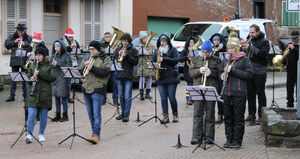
30, 61, 39, 96
117, 46, 126, 65
83, 56, 95, 77
18, 34, 23, 49
242, 36, 253, 57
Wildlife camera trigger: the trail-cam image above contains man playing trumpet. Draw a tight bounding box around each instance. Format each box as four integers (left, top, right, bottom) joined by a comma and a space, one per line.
189, 40, 221, 145
80, 40, 112, 144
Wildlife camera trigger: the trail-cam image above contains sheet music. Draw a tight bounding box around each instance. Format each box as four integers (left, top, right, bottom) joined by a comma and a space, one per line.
60, 67, 83, 79
105, 47, 114, 55
9, 72, 30, 82
15, 50, 27, 57
110, 63, 123, 71
186, 85, 221, 101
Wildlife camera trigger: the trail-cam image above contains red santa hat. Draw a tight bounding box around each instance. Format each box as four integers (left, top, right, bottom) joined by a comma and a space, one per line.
32, 32, 42, 43
65, 28, 74, 37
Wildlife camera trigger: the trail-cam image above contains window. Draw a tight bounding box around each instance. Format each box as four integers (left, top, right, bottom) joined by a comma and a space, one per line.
83, 0, 101, 46
44, 0, 61, 13
174, 24, 222, 41
282, 1, 299, 26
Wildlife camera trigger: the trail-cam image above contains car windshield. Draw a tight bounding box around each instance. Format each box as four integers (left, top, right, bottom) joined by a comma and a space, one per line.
174, 24, 223, 41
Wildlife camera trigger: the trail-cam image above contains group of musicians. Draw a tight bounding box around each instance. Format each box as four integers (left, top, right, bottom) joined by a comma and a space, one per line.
4, 23, 299, 147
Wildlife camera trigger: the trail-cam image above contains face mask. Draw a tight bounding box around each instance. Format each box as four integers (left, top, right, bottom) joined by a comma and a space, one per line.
159, 45, 169, 54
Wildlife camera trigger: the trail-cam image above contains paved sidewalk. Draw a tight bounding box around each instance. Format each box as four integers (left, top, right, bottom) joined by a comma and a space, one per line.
0, 72, 299, 159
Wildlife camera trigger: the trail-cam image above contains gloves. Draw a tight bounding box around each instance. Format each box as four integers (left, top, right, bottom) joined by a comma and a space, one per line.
206, 68, 211, 77
200, 67, 206, 73
200, 67, 211, 77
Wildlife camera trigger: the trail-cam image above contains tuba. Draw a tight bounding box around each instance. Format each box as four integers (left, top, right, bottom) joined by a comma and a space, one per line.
109, 26, 124, 50
272, 46, 290, 70
83, 55, 95, 77
186, 36, 204, 67
145, 31, 157, 47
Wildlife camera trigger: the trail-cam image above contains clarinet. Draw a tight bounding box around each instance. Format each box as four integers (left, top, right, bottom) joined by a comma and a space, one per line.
30, 61, 39, 96
220, 54, 232, 96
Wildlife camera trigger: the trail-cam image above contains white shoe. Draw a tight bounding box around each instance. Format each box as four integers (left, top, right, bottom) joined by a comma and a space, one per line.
25, 134, 32, 144
38, 134, 45, 142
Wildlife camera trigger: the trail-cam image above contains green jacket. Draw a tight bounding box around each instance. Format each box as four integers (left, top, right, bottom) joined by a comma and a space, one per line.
81, 53, 112, 94
27, 60, 56, 110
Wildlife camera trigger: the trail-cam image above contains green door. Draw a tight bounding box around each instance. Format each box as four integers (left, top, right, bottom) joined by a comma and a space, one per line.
147, 17, 188, 37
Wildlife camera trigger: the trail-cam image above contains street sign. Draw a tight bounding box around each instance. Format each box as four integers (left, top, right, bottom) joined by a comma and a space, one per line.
287, 0, 300, 11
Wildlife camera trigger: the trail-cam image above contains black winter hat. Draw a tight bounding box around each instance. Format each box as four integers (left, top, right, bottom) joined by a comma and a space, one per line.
35, 45, 49, 56
15, 23, 27, 31
289, 30, 299, 39
89, 40, 103, 52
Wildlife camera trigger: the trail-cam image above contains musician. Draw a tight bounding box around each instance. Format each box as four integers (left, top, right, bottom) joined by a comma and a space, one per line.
152, 33, 180, 124
100, 32, 119, 106
62, 28, 80, 104
283, 31, 299, 108
50, 40, 72, 122
136, 31, 156, 100
179, 37, 196, 105
26, 44, 56, 143
114, 33, 138, 122
80, 40, 112, 144
220, 33, 252, 149
209, 34, 227, 124
5, 23, 32, 102
241, 24, 270, 126
25, 33, 44, 69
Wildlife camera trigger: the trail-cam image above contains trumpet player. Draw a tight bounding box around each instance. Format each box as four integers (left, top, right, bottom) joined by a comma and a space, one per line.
26, 44, 56, 143
113, 33, 138, 122
189, 40, 221, 145
284, 31, 299, 108
5, 23, 32, 102
220, 33, 252, 149
209, 34, 227, 124
50, 40, 72, 122
80, 40, 112, 144
179, 37, 197, 105
241, 24, 270, 126
152, 33, 180, 124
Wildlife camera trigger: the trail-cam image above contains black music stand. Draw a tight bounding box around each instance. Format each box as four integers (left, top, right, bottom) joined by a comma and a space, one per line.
186, 85, 225, 152
10, 72, 42, 148
138, 62, 167, 128
270, 44, 280, 108
104, 62, 123, 125
58, 67, 94, 149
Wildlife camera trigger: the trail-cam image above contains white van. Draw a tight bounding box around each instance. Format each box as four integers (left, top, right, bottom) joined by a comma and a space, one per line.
171, 18, 275, 69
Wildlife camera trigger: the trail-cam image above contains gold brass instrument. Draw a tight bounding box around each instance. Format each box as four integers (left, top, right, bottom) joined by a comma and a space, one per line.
201, 57, 209, 86
83, 56, 95, 77
186, 36, 204, 67
243, 36, 253, 57
272, 46, 290, 70
24, 43, 37, 69
109, 26, 124, 50
117, 46, 126, 65
145, 31, 157, 47
155, 49, 161, 80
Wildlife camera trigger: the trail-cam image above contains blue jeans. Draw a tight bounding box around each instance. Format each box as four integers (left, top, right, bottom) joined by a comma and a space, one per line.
55, 97, 68, 113
111, 72, 118, 103
158, 83, 178, 114
27, 107, 48, 135
117, 79, 133, 116
84, 93, 104, 136
10, 66, 27, 97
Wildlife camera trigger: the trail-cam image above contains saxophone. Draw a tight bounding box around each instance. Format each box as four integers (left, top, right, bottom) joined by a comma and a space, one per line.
155, 48, 161, 80
30, 61, 39, 96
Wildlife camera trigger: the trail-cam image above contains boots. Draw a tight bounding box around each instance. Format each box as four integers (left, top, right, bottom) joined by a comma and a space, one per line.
172, 112, 179, 123
215, 115, 224, 124
161, 113, 169, 124
145, 89, 152, 99
6, 95, 15, 102
249, 115, 256, 126
139, 89, 145, 100
51, 112, 61, 122
60, 112, 69, 122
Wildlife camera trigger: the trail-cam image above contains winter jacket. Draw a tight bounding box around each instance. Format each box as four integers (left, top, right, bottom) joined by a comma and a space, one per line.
50, 40, 72, 97
27, 60, 56, 110
220, 53, 253, 97
209, 33, 227, 57
5, 32, 32, 67
189, 55, 221, 87
136, 40, 156, 77
153, 33, 180, 85
62, 36, 80, 54
113, 44, 138, 80
80, 52, 112, 95
284, 43, 299, 74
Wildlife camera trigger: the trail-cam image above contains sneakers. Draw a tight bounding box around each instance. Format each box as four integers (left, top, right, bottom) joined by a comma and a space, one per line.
122, 115, 129, 122
116, 114, 124, 120
161, 113, 169, 124
228, 141, 241, 149
191, 138, 201, 145
223, 140, 232, 148
38, 134, 45, 142
25, 134, 32, 144
255, 117, 262, 125
172, 113, 179, 123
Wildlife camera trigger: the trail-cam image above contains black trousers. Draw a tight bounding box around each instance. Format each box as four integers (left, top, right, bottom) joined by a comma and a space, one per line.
247, 74, 266, 118
286, 72, 297, 107
223, 96, 246, 145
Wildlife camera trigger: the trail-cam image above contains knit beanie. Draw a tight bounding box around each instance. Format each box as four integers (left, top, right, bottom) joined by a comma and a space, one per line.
139, 31, 148, 39
201, 40, 213, 52
89, 40, 102, 52
227, 32, 240, 52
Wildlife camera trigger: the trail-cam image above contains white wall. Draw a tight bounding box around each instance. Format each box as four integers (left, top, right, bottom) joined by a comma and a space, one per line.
29, 0, 43, 35
102, 0, 120, 35
119, 0, 132, 34
68, 0, 81, 45
0, 0, 10, 75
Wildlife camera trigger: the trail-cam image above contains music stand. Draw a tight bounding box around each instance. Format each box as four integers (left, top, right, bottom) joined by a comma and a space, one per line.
186, 85, 225, 152
104, 62, 123, 125
10, 72, 43, 148
58, 67, 94, 149
270, 43, 280, 108
138, 62, 167, 128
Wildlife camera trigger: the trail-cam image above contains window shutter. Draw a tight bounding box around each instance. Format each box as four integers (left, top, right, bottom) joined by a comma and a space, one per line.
6, 0, 16, 35
94, 0, 101, 40
83, 0, 101, 46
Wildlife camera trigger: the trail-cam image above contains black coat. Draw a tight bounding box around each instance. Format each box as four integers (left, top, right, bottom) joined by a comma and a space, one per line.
178, 37, 196, 83
209, 33, 227, 57
220, 54, 253, 97
285, 44, 299, 74
113, 44, 138, 80
5, 32, 32, 67
247, 31, 270, 66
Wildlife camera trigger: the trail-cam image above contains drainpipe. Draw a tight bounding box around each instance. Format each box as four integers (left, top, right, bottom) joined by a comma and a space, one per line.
237, 0, 241, 18
297, 39, 300, 119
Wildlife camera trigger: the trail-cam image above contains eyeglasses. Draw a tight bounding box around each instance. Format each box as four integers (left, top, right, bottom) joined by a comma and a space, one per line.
89, 47, 96, 51
213, 39, 220, 41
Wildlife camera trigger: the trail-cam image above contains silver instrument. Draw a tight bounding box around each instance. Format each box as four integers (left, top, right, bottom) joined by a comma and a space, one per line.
30, 61, 39, 96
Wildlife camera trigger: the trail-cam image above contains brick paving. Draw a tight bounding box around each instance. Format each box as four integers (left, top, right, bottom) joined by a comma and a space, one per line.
0, 72, 299, 159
